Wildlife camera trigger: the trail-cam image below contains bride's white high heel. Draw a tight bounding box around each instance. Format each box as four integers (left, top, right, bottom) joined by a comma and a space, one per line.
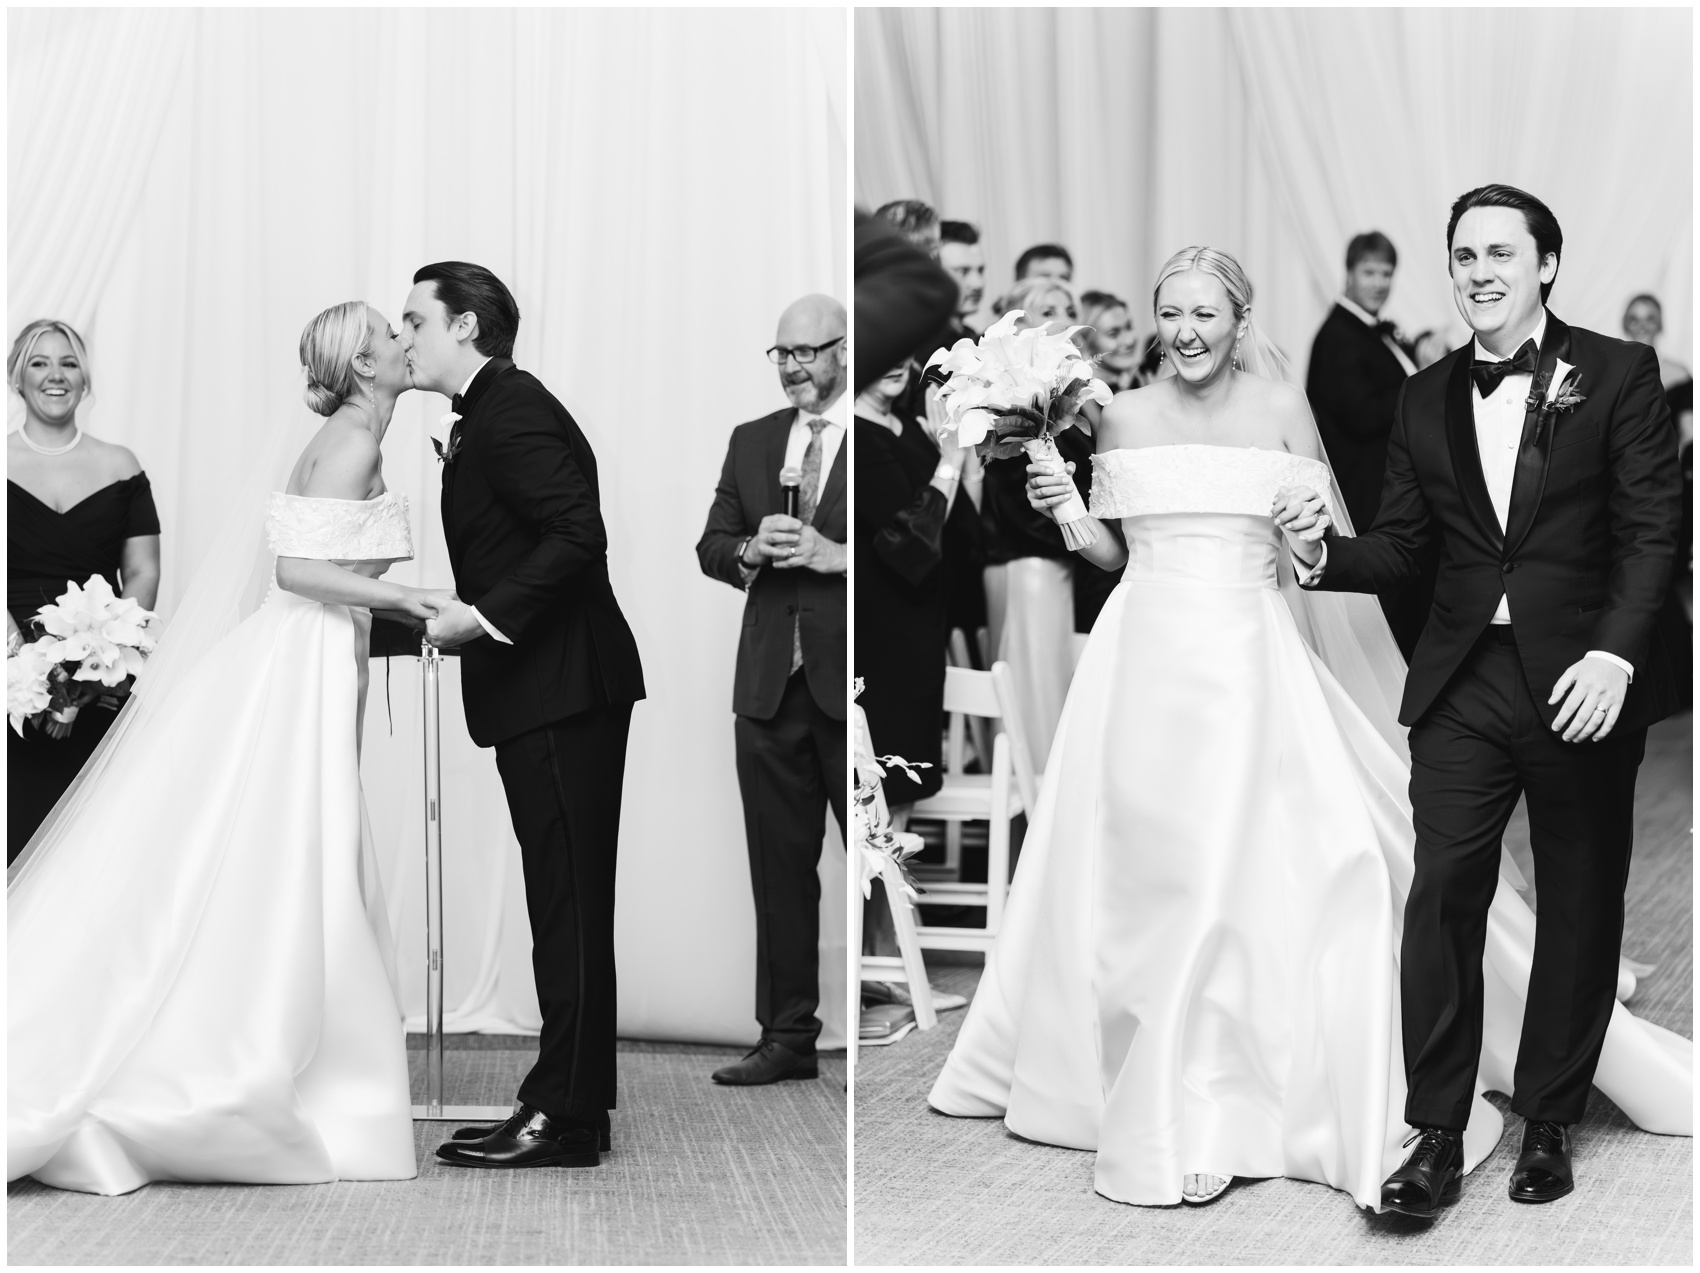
1181, 1173, 1232, 1205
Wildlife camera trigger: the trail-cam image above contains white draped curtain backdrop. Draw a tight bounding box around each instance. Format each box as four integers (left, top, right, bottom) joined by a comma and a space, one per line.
10, 7, 849, 1048
855, 7, 1691, 375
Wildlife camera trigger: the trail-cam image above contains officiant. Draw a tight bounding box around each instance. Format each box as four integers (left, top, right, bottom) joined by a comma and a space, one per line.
696, 294, 847, 1086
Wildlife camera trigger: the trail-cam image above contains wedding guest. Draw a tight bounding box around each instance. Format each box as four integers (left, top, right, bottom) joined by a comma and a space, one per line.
855, 360, 972, 804
696, 295, 847, 1085
1079, 290, 1142, 393
1623, 293, 1692, 707
981, 278, 1093, 765
854, 208, 958, 394
938, 220, 987, 340
1014, 243, 1073, 284
8, 319, 160, 863
873, 199, 941, 258
1305, 230, 1429, 657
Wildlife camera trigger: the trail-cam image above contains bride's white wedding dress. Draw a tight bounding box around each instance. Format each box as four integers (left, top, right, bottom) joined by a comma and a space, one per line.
8, 492, 418, 1195
928, 445, 1692, 1210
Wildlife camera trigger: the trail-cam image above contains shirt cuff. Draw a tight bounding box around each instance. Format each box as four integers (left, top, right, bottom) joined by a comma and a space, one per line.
470, 606, 512, 645
1293, 540, 1327, 587
1585, 649, 1634, 682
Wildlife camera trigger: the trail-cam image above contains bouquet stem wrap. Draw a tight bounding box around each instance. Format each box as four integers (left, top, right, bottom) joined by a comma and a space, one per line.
1023, 436, 1098, 550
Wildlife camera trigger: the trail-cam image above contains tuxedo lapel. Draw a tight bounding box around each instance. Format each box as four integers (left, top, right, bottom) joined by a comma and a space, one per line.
1443, 350, 1502, 546
439, 359, 514, 573
1502, 313, 1570, 561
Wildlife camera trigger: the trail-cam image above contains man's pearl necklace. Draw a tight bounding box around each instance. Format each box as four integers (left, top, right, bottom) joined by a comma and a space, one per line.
16, 423, 82, 456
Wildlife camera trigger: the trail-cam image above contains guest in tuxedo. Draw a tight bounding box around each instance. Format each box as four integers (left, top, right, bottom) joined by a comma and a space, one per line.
1306, 230, 1429, 657
1287, 184, 1682, 1213
8, 319, 160, 862
855, 360, 970, 804
1623, 292, 1693, 707
696, 294, 847, 1085
1014, 243, 1073, 284
400, 262, 647, 1171
873, 199, 941, 258
938, 220, 986, 341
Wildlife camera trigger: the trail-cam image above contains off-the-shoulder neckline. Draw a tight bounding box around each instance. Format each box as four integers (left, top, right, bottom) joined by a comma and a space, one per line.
271, 490, 404, 505
1097, 443, 1326, 463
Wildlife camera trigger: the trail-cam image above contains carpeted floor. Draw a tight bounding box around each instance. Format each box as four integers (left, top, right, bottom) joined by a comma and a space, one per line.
9, 1040, 846, 1265
854, 713, 1693, 1266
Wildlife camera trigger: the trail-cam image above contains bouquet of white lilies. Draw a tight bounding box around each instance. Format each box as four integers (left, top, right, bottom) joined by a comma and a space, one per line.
925, 311, 1112, 548
8, 575, 157, 738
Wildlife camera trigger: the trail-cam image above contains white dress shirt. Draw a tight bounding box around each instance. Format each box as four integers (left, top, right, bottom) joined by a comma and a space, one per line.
1299, 310, 1633, 678
1338, 294, 1418, 377
452, 358, 512, 645
737, 392, 847, 583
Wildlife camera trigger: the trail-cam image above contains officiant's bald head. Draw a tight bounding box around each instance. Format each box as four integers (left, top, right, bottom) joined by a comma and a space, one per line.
773, 295, 846, 413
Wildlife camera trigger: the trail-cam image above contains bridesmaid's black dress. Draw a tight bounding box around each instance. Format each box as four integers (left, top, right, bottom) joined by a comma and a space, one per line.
855, 416, 949, 802
8, 473, 160, 863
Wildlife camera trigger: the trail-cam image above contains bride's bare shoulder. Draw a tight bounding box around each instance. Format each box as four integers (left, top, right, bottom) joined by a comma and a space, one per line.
1097, 381, 1169, 452
287, 418, 380, 499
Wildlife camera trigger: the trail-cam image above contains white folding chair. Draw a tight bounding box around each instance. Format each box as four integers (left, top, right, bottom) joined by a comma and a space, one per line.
906, 661, 1039, 953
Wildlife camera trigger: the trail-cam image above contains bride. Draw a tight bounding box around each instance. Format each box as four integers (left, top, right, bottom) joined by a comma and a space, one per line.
8, 301, 454, 1194
927, 248, 1692, 1209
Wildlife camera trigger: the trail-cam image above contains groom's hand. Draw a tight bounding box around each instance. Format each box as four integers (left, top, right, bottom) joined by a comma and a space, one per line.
1549, 655, 1630, 743
770, 525, 846, 574
1272, 485, 1329, 565
425, 598, 488, 649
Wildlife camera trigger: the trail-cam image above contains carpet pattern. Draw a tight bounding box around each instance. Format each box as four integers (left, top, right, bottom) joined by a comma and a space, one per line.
10, 1042, 846, 1266
853, 714, 1693, 1266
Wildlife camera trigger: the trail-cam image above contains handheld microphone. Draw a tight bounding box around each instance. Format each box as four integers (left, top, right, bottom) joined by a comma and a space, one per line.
780, 466, 803, 520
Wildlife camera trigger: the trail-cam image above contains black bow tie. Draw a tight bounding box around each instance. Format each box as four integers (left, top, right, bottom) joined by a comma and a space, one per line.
451, 393, 466, 416
1470, 339, 1538, 397
1373, 319, 1398, 340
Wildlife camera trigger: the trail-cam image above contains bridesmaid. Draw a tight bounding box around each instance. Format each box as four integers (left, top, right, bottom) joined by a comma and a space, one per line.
8, 319, 161, 863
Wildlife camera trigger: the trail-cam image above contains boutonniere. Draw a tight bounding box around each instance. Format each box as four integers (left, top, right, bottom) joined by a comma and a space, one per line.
432, 411, 462, 464
1525, 359, 1584, 446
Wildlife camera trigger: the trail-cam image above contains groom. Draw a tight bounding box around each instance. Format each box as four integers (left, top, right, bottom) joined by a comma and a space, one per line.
1279, 185, 1681, 1217
400, 262, 646, 1170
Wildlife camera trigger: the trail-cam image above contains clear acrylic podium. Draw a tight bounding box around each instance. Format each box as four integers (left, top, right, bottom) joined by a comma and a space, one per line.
374, 630, 515, 1123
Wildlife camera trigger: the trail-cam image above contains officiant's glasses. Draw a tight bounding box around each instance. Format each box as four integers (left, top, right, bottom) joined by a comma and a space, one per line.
765, 337, 844, 365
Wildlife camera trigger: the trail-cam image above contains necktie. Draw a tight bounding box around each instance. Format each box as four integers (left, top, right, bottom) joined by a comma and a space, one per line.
797, 416, 826, 526
1470, 339, 1538, 397
790, 416, 827, 675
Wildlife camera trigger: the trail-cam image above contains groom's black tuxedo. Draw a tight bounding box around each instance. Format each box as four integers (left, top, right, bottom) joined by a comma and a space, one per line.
1309, 311, 1681, 1130
440, 356, 645, 1125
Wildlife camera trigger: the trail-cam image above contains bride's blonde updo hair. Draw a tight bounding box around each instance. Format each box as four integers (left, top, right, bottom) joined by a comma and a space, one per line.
1152, 246, 1252, 323
298, 301, 373, 416
1151, 246, 1291, 382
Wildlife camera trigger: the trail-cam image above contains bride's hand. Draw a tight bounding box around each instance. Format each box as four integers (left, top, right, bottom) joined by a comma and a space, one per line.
1272, 485, 1330, 543
398, 588, 458, 623
1026, 459, 1077, 513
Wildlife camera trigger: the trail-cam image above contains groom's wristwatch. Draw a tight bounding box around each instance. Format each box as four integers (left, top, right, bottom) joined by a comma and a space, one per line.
736, 535, 756, 567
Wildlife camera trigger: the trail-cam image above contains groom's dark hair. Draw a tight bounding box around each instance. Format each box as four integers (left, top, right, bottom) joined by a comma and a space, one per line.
413, 262, 519, 359
1446, 184, 1563, 302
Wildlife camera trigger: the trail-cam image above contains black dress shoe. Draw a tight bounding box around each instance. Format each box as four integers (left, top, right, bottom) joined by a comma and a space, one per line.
1508, 1120, 1574, 1203
451, 1108, 611, 1150
711, 1039, 818, 1086
435, 1104, 599, 1169
1380, 1127, 1464, 1219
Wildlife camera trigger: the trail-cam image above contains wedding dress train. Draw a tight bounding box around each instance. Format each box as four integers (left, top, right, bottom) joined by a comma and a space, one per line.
8, 492, 418, 1195
928, 445, 1692, 1210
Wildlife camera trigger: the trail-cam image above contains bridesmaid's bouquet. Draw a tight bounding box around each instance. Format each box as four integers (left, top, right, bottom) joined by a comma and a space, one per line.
7, 575, 157, 738
925, 311, 1112, 549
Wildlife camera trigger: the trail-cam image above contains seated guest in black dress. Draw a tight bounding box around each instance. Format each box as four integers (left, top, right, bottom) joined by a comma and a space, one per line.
855, 362, 971, 805
1624, 293, 1693, 707
1305, 230, 1430, 658
8, 319, 161, 863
